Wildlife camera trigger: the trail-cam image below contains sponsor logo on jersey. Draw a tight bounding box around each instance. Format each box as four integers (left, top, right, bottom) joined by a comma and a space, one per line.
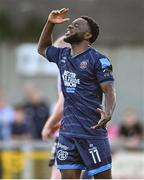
57, 142, 68, 150
61, 56, 67, 63
62, 70, 80, 93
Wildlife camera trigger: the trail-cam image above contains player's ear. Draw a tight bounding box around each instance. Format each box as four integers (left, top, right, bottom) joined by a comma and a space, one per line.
84, 32, 92, 41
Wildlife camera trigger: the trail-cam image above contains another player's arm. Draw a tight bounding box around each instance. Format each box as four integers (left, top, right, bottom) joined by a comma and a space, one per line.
37, 8, 70, 57
42, 92, 64, 141
92, 81, 116, 129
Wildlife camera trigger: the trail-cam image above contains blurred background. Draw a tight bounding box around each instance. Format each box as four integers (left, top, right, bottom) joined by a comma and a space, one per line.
0, 0, 144, 179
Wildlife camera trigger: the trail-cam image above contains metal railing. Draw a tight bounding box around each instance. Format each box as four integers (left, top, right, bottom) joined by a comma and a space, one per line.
0, 139, 144, 179
0, 140, 54, 179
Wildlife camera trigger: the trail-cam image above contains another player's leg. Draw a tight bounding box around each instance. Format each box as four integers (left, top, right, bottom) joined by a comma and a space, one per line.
60, 169, 81, 179
49, 137, 61, 179
50, 166, 61, 179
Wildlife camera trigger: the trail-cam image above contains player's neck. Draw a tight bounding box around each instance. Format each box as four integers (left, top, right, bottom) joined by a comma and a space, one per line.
71, 41, 90, 56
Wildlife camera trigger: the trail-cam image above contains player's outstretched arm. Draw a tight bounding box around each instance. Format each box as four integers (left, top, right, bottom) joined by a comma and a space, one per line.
37, 8, 70, 57
42, 92, 64, 141
91, 81, 116, 129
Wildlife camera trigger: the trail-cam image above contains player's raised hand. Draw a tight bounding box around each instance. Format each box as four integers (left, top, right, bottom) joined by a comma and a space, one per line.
91, 108, 111, 129
48, 8, 70, 24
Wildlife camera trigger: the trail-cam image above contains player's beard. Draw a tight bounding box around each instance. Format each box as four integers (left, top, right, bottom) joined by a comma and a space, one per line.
64, 33, 84, 44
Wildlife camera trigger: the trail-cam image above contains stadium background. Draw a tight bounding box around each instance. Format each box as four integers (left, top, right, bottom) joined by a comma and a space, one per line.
0, 0, 144, 179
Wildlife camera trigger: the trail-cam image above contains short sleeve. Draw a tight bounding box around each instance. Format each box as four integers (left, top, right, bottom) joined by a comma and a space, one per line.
45, 45, 62, 64
57, 72, 62, 93
95, 57, 114, 83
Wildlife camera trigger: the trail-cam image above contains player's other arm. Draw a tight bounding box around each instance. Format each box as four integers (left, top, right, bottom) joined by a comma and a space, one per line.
37, 8, 70, 57
92, 81, 116, 129
100, 81, 116, 118
42, 92, 64, 141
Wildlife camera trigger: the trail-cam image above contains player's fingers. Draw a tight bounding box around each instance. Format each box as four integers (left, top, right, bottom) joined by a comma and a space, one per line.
96, 109, 106, 119
57, 9, 67, 14
91, 120, 101, 129
51, 11, 59, 15
52, 8, 69, 14
96, 108, 105, 114
91, 122, 103, 129
91, 124, 98, 129
61, 18, 70, 22
59, 8, 66, 12
52, 10, 65, 15
91, 119, 107, 129
91, 123, 104, 129
52, 10, 58, 13
100, 119, 109, 128
59, 8, 67, 12
60, 8, 69, 13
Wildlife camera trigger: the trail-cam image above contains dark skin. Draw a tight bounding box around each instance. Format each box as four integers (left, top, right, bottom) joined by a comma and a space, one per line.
60, 169, 111, 179
38, 8, 116, 179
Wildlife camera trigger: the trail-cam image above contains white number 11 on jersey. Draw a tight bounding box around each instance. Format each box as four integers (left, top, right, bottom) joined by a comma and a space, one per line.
89, 148, 101, 164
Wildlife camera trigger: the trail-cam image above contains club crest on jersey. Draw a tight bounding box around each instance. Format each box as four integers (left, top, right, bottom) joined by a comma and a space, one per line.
57, 150, 68, 161
80, 61, 88, 69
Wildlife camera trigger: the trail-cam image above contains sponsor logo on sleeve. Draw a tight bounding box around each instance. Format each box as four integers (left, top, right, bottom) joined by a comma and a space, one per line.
100, 58, 111, 69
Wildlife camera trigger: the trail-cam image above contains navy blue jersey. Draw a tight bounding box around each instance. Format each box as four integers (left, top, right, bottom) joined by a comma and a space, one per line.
45, 46, 114, 139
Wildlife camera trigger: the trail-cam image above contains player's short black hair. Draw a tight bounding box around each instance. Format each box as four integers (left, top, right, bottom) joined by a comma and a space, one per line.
81, 16, 99, 43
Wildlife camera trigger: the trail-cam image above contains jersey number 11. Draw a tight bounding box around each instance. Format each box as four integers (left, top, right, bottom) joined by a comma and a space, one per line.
89, 148, 101, 164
